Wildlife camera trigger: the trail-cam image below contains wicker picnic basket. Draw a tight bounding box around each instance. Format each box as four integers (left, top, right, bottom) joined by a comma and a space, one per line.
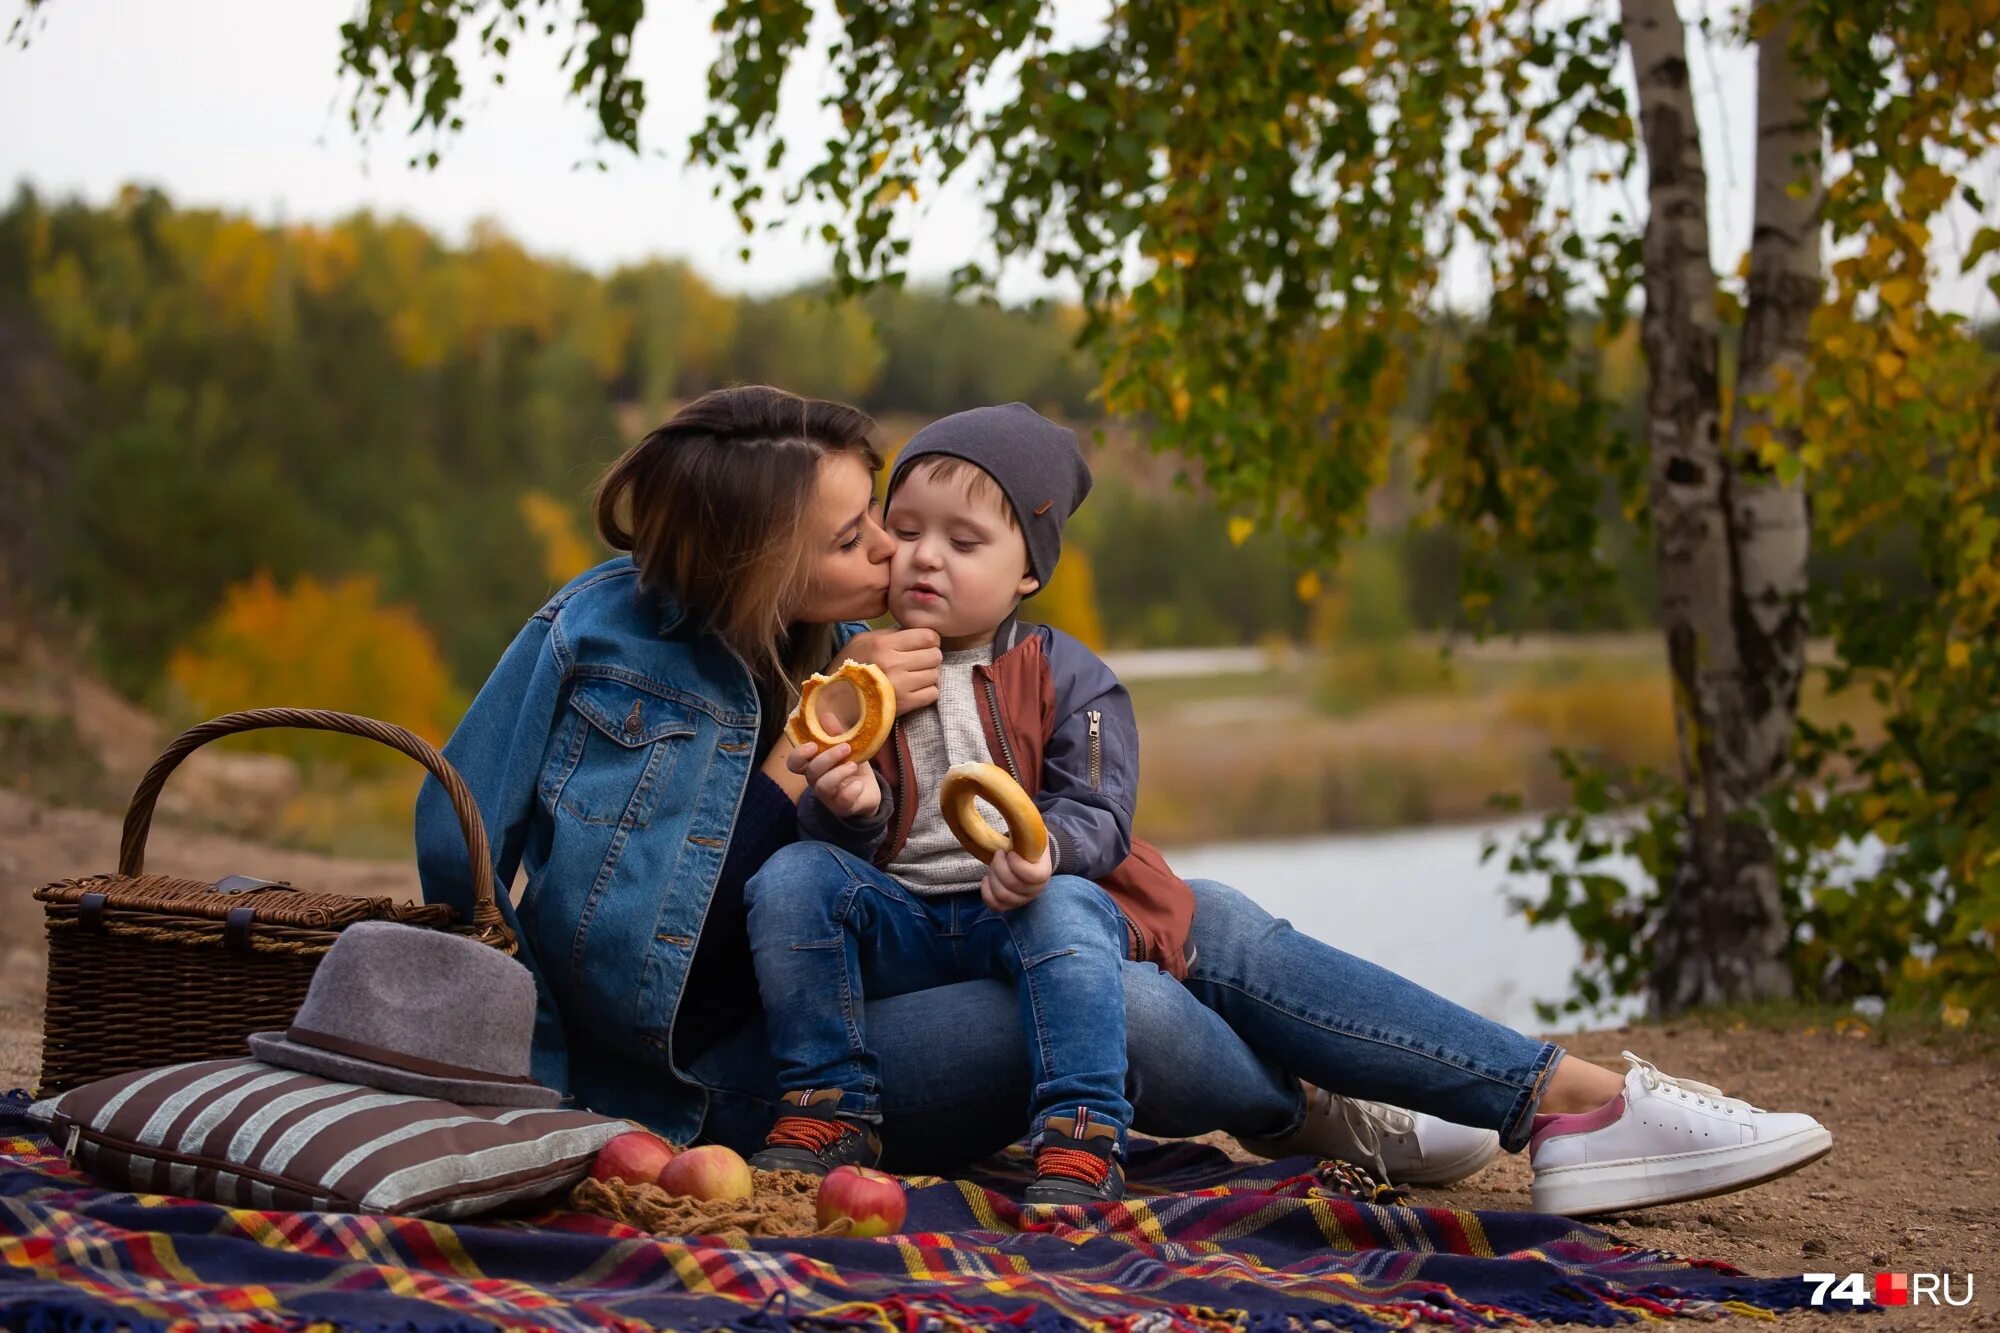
31, 707, 514, 1098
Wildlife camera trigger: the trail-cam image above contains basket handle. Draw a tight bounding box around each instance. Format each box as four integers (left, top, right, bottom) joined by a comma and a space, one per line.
118, 707, 511, 947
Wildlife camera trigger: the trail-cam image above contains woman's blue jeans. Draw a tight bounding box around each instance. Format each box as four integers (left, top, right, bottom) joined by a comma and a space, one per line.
695, 877, 1561, 1171
745, 842, 1133, 1144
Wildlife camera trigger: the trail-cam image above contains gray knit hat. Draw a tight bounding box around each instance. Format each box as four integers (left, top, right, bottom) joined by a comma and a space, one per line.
248, 921, 558, 1108
887, 403, 1093, 595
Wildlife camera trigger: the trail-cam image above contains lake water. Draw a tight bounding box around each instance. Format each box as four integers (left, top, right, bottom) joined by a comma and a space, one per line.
1168, 819, 1641, 1035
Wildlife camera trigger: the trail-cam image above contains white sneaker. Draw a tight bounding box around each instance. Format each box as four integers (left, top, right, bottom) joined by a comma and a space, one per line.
1237, 1086, 1502, 1187
1529, 1051, 1833, 1217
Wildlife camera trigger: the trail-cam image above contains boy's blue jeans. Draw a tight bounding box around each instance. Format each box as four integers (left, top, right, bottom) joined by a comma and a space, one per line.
745, 841, 1134, 1148
697, 878, 1559, 1172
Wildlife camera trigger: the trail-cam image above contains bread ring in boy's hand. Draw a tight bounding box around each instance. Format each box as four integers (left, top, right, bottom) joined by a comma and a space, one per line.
940, 762, 1048, 864
786, 659, 897, 763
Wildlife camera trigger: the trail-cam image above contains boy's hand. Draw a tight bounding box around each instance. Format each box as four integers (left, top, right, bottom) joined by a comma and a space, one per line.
981, 842, 1053, 912
833, 627, 943, 713
789, 741, 881, 821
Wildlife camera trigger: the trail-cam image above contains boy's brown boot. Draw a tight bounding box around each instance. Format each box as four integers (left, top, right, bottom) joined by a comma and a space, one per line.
748, 1089, 883, 1176
1024, 1107, 1126, 1206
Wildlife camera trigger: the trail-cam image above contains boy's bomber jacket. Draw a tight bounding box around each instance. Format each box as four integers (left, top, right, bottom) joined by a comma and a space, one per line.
796, 613, 1196, 979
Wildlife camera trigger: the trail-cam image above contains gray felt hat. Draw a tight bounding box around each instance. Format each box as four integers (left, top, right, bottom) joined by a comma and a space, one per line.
248, 920, 559, 1108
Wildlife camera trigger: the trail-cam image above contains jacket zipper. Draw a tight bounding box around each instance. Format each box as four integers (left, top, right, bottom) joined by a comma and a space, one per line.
1087, 710, 1102, 790
892, 731, 909, 859
981, 676, 1024, 786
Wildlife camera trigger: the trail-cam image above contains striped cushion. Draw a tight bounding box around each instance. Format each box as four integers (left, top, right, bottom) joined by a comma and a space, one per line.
27, 1058, 627, 1219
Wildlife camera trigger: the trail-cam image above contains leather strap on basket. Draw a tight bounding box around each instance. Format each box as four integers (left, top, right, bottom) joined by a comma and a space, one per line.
116, 708, 512, 950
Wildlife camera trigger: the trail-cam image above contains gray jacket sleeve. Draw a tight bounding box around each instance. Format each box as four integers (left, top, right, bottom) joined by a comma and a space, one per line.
1034, 683, 1138, 880
796, 769, 895, 860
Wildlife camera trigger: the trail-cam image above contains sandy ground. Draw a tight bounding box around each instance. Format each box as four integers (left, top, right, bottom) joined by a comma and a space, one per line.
1, 788, 1994, 1328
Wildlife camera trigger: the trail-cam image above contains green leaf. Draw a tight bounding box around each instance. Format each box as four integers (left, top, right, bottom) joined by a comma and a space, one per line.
1965, 227, 2000, 272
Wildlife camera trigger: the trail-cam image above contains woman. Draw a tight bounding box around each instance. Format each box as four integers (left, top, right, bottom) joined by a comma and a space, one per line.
417, 386, 1830, 1216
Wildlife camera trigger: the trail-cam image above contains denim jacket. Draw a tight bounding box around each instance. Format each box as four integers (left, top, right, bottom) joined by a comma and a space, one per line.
413, 555, 862, 1139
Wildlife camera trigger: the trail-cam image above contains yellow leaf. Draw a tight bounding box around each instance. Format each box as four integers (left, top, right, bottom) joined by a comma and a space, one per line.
1879, 276, 1919, 310
1170, 384, 1192, 421
1902, 164, 1955, 215
1942, 1003, 1970, 1030
1947, 640, 1971, 669
1295, 570, 1323, 603
1872, 349, 1903, 380
1227, 516, 1256, 547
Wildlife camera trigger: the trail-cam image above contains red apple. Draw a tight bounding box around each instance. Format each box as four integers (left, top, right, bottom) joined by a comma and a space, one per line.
815, 1165, 907, 1237
591, 1130, 677, 1187
658, 1143, 754, 1202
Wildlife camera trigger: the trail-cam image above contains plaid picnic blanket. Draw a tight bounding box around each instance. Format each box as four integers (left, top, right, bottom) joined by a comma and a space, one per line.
0, 1090, 1829, 1331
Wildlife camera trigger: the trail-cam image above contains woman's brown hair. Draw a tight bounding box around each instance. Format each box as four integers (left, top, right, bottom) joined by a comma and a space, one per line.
594, 385, 881, 697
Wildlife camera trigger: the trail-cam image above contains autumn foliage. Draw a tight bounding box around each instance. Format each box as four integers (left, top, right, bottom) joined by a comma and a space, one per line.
166, 574, 463, 773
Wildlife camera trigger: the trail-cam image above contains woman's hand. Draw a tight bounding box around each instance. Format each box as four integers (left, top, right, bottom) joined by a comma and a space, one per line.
789, 740, 881, 821
832, 627, 942, 713
981, 843, 1053, 913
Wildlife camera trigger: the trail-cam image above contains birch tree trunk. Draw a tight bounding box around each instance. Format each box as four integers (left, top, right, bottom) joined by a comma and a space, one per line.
1622, 0, 1819, 1012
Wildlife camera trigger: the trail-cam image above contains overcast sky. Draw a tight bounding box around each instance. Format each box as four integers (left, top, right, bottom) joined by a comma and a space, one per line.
2, 0, 1040, 294
3, 0, 1991, 318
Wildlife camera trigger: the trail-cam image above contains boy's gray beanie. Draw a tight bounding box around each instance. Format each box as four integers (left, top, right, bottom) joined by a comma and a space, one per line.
885, 403, 1092, 595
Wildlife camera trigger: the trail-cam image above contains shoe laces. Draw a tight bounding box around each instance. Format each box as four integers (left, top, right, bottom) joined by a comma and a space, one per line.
1622, 1051, 1759, 1114
1035, 1145, 1112, 1188
1305, 1086, 1415, 1181
767, 1114, 859, 1154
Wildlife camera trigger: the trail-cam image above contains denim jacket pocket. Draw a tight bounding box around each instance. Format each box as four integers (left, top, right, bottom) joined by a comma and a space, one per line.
549, 676, 699, 828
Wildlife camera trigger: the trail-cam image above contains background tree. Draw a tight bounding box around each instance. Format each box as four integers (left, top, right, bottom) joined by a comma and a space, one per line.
323, 0, 2000, 1016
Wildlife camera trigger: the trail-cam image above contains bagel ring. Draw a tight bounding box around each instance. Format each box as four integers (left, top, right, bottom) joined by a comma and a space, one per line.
785, 659, 897, 764
940, 762, 1048, 864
